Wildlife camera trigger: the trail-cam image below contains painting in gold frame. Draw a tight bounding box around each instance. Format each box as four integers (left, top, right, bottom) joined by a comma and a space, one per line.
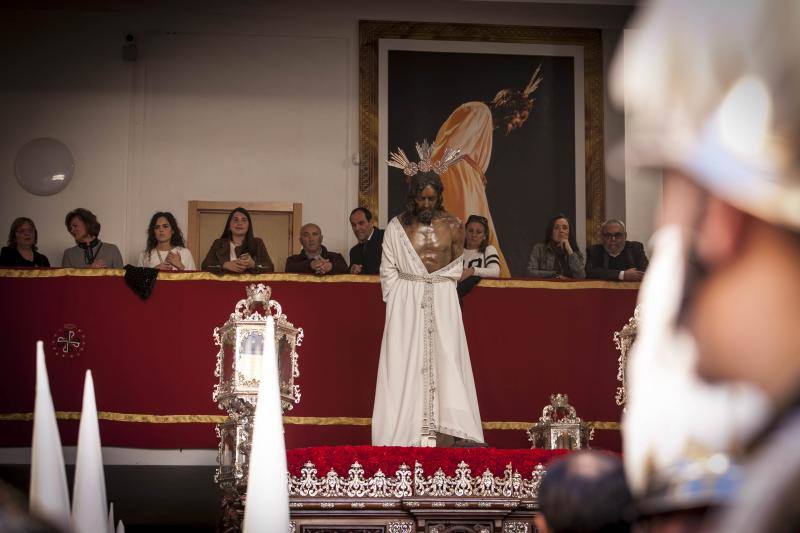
359, 21, 604, 277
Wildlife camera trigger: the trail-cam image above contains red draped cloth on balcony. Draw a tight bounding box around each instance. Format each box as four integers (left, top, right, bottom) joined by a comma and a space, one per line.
0, 269, 637, 452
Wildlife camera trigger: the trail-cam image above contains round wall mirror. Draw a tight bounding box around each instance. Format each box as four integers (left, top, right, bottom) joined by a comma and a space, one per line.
15, 138, 75, 196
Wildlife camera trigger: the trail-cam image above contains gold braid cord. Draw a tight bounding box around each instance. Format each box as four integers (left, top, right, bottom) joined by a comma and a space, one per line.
0, 412, 620, 430
0, 268, 639, 289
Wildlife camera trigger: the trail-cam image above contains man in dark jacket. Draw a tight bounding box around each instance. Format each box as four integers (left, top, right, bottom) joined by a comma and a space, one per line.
348, 207, 384, 275
285, 223, 348, 275
586, 219, 648, 281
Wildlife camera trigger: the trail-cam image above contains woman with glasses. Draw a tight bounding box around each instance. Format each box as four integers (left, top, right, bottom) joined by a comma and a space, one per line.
0, 217, 50, 267
526, 213, 585, 279
137, 212, 196, 270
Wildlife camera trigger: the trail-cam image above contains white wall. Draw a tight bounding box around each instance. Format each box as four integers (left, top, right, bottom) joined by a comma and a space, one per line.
620, 28, 662, 249
0, 1, 635, 267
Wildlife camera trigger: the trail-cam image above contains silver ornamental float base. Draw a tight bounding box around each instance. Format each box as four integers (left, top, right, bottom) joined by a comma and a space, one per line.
218, 458, 549, 533
212, 286, 599, 532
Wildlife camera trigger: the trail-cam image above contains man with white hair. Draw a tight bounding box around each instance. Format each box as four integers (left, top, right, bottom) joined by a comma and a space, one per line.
285, 223, 348, 275
614, 0, 800, 530
585, 219, 648, 281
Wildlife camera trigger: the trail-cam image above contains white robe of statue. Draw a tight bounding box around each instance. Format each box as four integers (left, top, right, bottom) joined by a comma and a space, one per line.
371, 216, 485, 447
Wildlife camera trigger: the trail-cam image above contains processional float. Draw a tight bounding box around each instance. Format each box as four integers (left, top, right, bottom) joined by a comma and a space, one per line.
210, 282, 626, 532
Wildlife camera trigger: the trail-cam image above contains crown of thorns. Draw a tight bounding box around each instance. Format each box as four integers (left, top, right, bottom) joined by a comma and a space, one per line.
387, 140, 463, 177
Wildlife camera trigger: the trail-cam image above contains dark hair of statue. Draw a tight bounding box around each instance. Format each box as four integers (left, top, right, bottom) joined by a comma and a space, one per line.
7, 217, 38, 251
350, 207, 373, 222
220, 207, 256, 256
464, 215, 490, 253
145, 211, 186, 255
489, 88, 533, 127
544, 213, 581, 255
401, 171, 445, 225
64, 208, 101, 237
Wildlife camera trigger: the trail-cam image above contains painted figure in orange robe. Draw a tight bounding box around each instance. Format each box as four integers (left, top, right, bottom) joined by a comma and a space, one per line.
431, 67, 543, 278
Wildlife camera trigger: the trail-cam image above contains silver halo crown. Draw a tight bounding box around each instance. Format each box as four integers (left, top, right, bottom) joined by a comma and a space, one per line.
387, 139, 464, 177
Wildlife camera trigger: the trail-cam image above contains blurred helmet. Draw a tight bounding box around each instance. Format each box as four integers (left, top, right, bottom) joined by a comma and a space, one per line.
612, 0, 800, 231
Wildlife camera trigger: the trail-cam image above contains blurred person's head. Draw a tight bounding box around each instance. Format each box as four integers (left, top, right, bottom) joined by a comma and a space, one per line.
300, 223, 323, 256
612, 0, 800, 407
546, 213, 581, 253
64, 208, 100, 243
535, 451, 634, 533
146, 211, 185, 252
221, 207, 257, 255
7, 217, 38, 251
600, 219, 627, 256
465, 215, 489, 252
349, 207, 374, 243
0, 480, 63, 533
222, 208, 252, 241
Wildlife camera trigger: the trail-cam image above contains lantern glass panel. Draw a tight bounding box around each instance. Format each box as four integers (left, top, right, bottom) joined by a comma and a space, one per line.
278, 334, 292, 391
222, 340, 235, 383
236, 328, 265, 385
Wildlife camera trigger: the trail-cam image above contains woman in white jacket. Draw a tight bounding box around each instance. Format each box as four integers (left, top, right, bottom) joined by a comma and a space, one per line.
137, 212, 196, 271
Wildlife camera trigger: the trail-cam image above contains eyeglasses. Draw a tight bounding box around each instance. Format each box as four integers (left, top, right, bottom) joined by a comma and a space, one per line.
602, 232, 625, 240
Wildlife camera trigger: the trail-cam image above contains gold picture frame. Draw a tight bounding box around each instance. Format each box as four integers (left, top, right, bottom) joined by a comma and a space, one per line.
358, 20, 605, 246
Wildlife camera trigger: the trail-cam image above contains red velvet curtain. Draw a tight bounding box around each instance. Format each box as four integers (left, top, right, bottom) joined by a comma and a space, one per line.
0, 271, 637, 451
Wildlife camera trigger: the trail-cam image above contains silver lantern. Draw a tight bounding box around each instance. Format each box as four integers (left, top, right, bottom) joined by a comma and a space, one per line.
213, 283, 303, 496
527, 393, 593, 450
613, 307, 639, 408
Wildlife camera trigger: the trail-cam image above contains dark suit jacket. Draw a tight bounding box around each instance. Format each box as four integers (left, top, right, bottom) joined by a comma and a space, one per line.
201, 237, 274, 274
0, 247, 50, 267
586, 241, 649, 281
348, 227, 384, 275
285, 246, 349, 275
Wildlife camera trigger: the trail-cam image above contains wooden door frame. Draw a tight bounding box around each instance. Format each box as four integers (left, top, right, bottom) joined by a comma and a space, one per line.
187, 201, 303, 265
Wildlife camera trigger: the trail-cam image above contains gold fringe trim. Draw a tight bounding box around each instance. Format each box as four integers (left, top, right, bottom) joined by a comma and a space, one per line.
283, 416, 372, 426
0, 268, 376, 284
477, 279, 638, 290
0, 268, 127, 278
0, 268, 638, 289
0, 412, 620, 430
0, 411, 227, 424
587, 421, 623, 431
482, 421, 622, 431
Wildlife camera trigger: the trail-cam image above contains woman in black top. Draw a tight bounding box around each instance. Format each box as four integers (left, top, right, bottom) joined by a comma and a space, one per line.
0, 217, 50, 267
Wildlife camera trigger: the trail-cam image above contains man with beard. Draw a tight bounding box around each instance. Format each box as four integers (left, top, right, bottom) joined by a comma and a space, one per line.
586, 219, 648, 281
372, 144, 485, 447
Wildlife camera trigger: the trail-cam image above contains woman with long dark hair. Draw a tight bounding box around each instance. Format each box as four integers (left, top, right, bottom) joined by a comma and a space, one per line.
0, 217, 50, 267
526, 213, 586, 279
201, 207, 274, 273
137, 212, 196, 270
